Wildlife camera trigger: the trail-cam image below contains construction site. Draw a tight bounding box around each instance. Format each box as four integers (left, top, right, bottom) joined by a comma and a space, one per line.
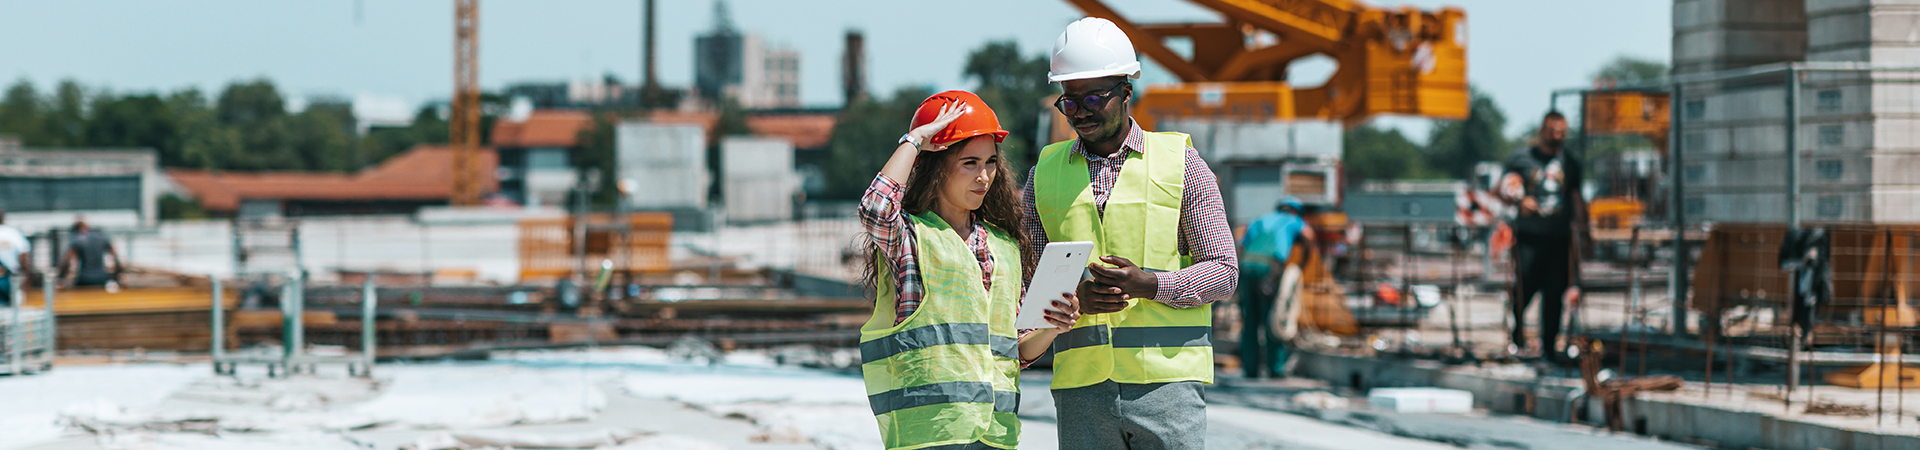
2, 0, 1919, 449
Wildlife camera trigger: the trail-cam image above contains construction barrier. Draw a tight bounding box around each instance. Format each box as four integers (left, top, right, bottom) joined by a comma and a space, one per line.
518, 212, 673, 282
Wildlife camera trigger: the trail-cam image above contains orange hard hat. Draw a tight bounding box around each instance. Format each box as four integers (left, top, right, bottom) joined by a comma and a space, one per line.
911, 90, 1010, 147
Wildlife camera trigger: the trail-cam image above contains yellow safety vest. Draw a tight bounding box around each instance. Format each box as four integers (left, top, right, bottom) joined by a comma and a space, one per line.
1035, 132, 1214, 389
859, 211, 1023, 450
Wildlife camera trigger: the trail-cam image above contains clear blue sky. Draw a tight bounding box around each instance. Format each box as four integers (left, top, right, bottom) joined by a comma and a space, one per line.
0, 0, 1670, 139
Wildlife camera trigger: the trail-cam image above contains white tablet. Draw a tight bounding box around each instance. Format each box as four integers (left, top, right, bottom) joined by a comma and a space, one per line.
1015, 241, 1096, 329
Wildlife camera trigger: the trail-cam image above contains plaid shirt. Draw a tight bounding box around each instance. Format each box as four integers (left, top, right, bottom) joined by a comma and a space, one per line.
1020, 120, 1239, 309
859, 174, 996, 325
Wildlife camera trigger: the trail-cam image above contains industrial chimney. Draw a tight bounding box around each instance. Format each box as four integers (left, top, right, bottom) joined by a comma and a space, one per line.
843, 30, 868, 105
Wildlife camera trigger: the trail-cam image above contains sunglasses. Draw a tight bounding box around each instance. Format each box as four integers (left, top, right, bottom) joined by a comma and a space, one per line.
1054, 83, 1128, 116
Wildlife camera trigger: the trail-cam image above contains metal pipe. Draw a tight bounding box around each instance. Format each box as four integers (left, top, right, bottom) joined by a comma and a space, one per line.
1670, 84, 1690, 337
1706, 318, 1716, 398
42, 273, 55, 361
361, 277, 377, 377
10, 273, 20, 375
283, 270, 303, 364
1624, 227, 1638, 377
212, 276, 224, 360
1787, 67, 1801, 228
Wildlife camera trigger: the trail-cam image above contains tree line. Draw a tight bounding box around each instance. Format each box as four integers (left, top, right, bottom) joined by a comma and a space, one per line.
0, 49, 1665, 209
0, 78, 459, 173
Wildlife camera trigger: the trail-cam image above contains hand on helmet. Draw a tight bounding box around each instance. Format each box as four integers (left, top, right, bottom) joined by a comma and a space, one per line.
907, 100, 969, 152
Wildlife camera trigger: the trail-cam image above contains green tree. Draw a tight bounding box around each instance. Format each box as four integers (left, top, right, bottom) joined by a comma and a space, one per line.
1591, 54, 1668, 85
86, 93, 182, 163
361, 106, 450, 170
1344, 125, 1436, 182
286, 98, 358, 171
962, 40, 1052, 172
42, 80, 90, 147
1424, 88, 1509, 179
0, 80, 44, 144
822, 86, 933, 200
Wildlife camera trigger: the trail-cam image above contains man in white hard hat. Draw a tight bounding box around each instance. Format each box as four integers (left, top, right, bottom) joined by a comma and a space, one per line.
1021, 16, 1236, 449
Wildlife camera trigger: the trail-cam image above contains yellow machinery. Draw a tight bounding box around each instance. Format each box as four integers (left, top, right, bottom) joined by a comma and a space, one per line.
1579, 91, 1670, 237
1065, 0, 1470, 129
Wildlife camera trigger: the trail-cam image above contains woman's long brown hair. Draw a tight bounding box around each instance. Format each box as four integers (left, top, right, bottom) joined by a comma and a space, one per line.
860, 136, 1028, 300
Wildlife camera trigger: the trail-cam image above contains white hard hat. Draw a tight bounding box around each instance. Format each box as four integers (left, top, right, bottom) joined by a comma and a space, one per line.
1049, 17, 1142, 82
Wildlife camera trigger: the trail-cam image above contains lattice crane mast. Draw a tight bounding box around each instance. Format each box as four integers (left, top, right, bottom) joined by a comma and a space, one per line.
450, 0, 482, 206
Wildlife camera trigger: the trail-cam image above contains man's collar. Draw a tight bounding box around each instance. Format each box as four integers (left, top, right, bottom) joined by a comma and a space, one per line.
1071, 118, 1146, 160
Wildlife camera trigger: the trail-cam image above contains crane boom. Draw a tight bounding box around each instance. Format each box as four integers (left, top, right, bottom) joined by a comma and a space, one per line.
1064, 0, 1468, 127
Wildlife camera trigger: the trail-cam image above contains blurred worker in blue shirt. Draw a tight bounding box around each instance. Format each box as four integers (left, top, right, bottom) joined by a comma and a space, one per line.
1237, 196, 1315, 378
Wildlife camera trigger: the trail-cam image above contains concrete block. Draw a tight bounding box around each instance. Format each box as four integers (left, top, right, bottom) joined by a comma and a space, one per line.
618, 123, 709, 210
1869, 117, 1920, 149
1733, 123, 1789, 155
1799, 84, 1871, 118
1800, 153, 1873, 186
1708, 87, 1790, 122
721, 137, 794, 177
1677, 0, 1808, 27
1806, 0, 1871, 15
1869, 45, 1920, 63
1869, 9, 1920, 43
1807, 13, 1870, 48
1872, 190, 1920, 222
1367, 388, 1473, 414
1869, 152, 1920, 184
1795, 121, 1856, 152
1794, 191, 1869, 221
723, 176, 800, 223
1699, 191, 1790, 222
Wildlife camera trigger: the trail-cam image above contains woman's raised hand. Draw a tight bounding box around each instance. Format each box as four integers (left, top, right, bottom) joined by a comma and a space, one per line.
905, 100, 969, 152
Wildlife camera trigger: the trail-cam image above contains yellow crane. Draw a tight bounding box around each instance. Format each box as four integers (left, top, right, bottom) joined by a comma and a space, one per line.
1064, 0, 1469, 129
450, 0, 482, 206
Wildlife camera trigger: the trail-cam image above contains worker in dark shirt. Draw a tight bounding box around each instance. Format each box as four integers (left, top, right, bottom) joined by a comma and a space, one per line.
60, 220, 121, 289
1496, 110, 1584, 361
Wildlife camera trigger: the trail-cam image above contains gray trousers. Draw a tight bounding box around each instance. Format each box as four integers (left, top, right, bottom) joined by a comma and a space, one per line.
1052, 380, 1206, 450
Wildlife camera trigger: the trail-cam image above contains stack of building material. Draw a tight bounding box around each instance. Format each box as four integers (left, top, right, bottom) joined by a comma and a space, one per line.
22, 286, 234, 351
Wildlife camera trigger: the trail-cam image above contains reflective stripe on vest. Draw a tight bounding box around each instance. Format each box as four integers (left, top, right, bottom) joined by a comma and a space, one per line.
1035, 132, 1216, 389
858, 212, 1022, 450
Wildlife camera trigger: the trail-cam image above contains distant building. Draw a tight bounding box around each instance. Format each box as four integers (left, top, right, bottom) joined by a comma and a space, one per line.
490, 109, 595, 208
504, 82, 571, 109
693, 1, 800, 109
167, 145, 498, 217
505, 77, 639, 109
0, 147, 161, 228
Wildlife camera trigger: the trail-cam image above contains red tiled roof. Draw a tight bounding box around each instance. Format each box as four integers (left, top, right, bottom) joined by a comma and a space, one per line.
168, 145, 499, 212
746, 113, 836, 149
490, 109, 594, 148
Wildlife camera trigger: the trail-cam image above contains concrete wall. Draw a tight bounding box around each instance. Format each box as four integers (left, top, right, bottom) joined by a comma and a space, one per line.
616, 123, 709, 210
1672, 0, 1808, 76
721, 137, 800, 223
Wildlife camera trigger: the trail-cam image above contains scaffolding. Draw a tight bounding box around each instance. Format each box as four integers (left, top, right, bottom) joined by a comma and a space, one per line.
1551, 62, 1920, 422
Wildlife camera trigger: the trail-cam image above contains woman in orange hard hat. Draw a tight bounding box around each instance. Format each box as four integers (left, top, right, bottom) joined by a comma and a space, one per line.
856, 90, 1079, 449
